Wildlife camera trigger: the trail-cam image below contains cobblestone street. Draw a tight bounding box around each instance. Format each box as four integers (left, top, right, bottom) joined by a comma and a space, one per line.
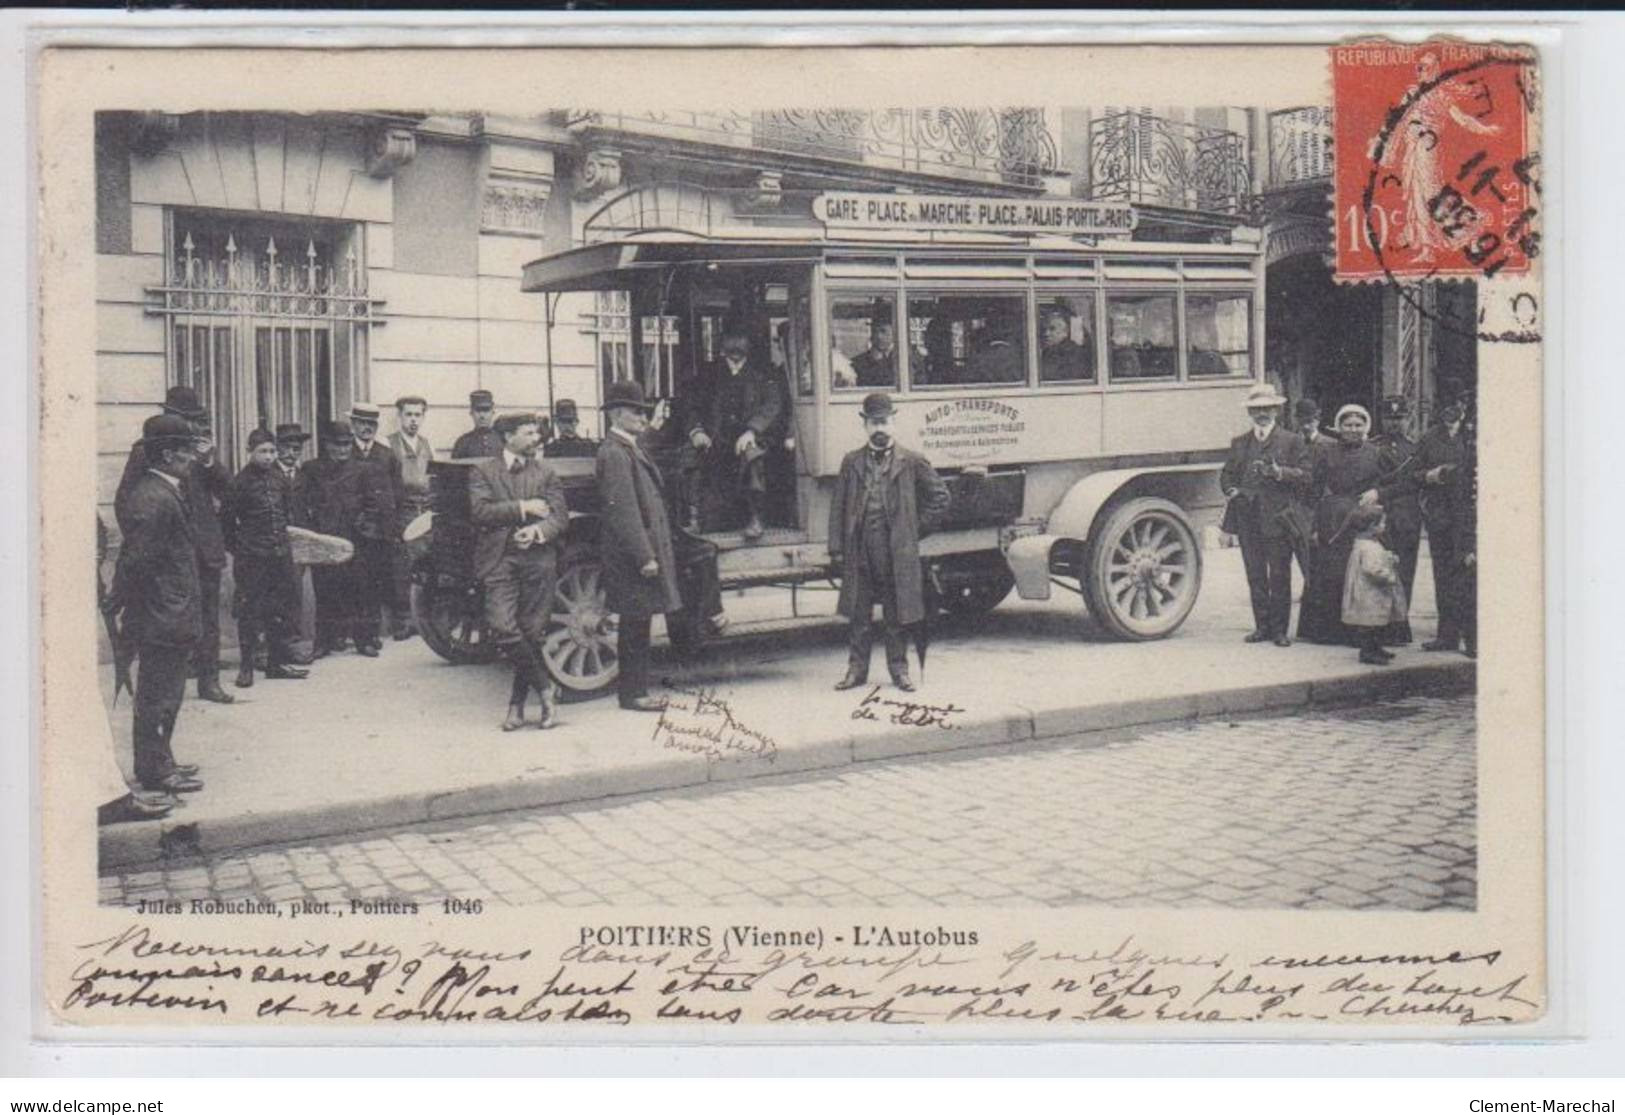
101, 693, 1475, 912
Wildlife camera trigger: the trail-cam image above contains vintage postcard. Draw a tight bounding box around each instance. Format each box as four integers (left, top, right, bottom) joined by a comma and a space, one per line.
34, 34, 1547, 1037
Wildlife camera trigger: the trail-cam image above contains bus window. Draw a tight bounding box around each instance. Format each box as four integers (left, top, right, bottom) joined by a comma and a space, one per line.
829, 294, 897, 390
1186, 293, 1252, 378
1108, 293, 1177, 382
907, 293, 1029, 387
1037, 295, 1097, 384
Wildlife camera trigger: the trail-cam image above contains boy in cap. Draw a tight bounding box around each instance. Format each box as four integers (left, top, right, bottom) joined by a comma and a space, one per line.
453, 389, 505, 460
470, 412, 569, 730
828, 392, 950, 692
225, 428, 309, 687
115, 414, 208, 796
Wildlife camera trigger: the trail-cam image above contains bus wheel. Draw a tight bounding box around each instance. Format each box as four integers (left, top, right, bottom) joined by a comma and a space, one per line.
932, 554, 1016, 617
541, 550, 620, 701
412, 577, 502, 665
1082, 497, 1202, 641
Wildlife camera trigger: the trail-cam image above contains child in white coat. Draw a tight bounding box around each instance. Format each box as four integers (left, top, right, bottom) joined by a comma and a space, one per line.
1342, 504, 1409, 666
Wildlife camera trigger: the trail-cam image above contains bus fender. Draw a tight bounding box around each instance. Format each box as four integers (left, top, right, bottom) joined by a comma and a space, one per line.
1006, 465, 1222, 601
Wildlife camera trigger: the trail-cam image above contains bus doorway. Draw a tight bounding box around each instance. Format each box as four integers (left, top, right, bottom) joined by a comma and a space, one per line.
1266, 252, 1383, 420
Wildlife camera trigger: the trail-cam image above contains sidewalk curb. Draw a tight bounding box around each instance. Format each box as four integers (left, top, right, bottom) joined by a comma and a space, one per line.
100, 660, 1475, 873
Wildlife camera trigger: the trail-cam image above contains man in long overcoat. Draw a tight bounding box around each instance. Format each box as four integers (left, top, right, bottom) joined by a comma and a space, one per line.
115, 386, 235, 704
1220, 384, 1313, 646
115, 414, 207, 797
828, 392, 951, 693
689, 330, 783, 540
1407, 397, 1476, 653
596, 381, 684, 713
470, 413, 569, 731
347, 401, 405, 654
300, 421, 361, 656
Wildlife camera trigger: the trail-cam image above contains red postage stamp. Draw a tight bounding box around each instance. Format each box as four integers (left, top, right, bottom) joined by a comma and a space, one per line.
1332, 40, 1539, 284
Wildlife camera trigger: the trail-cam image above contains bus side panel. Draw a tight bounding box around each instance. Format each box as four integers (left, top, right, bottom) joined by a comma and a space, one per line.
821, 391, 1107, 473
1100, 382, 1254, 457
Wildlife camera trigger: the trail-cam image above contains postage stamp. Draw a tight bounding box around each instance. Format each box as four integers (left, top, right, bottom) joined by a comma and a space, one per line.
1332, 40, 1540, 287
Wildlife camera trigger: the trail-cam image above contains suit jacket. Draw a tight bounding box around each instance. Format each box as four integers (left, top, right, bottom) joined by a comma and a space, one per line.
1219, 426, 1312, 541
828, 445, 951, 628
115, 440, 230, 569
596, 432, 683, 617
452, 426, 506, 461
117, 471, 203, 648
692, 360, 783, 444
225, 464, 293, 558
350, 440, 402, 540
1403, 424, 1472, 532
468, 453, 570, 581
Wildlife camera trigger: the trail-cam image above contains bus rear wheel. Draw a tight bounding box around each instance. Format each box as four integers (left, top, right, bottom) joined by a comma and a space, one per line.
540, 549, 620, 701
1081, 497, 1201, 641
412, 577, 502, 665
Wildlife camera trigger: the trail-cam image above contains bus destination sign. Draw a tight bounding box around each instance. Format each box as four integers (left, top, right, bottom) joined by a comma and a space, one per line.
813, 191, 1137, 237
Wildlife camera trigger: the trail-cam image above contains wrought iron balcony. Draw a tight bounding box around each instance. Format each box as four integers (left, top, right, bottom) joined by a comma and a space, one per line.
1087, 110, 1252, 215
1265, 106, 1333, 189
569, 107, 1061, 189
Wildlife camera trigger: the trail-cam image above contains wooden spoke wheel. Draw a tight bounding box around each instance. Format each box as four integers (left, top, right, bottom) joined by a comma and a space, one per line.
1081, 497, 1202, 640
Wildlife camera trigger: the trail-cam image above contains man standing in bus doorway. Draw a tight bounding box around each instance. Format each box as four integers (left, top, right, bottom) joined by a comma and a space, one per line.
470, 413, 568, 731
452, 389, 505, 460
829, 392, 951, 694
690, 329, 782, 541
1221, 384, 1313, 647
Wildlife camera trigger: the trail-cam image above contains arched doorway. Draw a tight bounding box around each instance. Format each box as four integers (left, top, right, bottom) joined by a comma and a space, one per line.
1266, 252, 1384, 426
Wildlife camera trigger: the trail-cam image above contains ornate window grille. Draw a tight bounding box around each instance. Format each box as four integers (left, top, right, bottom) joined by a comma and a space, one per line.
1267, 107, 1333, 188
145, 216, 380, 468
1087, 110, 1252, 214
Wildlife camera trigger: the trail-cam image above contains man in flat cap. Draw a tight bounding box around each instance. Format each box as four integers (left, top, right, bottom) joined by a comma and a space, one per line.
346, 401, 407, 654
452, 389, 506, 460
115, 386, 235, 704
113, 413, 208, 798
828, 392, 950, 693
689, 329, 783, 540
301, 421, 362, 657
470, 412, 569, 730
224, 428, 309, 687
543, 398, 598, 459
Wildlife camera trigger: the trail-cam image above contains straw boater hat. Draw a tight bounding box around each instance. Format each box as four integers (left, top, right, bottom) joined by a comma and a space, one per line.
1242, 383, 1288, 409
348, 401, 382, 425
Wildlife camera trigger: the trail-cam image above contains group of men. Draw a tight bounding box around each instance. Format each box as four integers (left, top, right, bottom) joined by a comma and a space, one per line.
1221, 384, 1479, 658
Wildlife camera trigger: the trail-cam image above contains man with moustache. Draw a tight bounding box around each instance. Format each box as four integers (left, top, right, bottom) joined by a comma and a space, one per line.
689, 330, 782, 540
828, 392, 950, 693
346, 401, 405, 655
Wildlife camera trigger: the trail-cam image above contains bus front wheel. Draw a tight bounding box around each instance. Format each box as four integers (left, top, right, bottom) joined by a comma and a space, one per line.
1081, 497, 1202, 641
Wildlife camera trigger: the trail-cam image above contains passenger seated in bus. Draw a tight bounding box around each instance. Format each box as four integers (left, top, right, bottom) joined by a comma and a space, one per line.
850, 320, 901, 387
1039, 307, 1095, 382
967, 309, 1026, 383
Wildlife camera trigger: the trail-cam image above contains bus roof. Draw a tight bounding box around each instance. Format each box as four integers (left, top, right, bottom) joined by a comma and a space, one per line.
520, 228, 1262, 294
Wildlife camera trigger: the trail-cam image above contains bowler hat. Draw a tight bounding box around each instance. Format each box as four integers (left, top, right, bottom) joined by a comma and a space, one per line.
1243, 383, 1288, 409
1294, 397, 1322, 421
602, 380, 654, 413
860, 392, 896, 420
348, 401, 381, 424
162, 386, 207, 420
142, 413, 195, 447
554, 398, 579, 420
469, 389, 495, 408
324, 420, 352, 440
274, 422, 311, 443
247, 428, 276, 450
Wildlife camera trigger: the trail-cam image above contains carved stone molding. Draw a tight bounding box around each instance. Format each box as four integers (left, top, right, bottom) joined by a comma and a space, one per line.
740, 170, 784, 210
129, 112, 182, 158
573, 147, 623, 201
481, 176, 553, 236
366, 125, 418, 179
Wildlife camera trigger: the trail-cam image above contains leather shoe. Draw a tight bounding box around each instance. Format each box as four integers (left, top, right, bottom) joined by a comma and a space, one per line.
833, 671, 867, 692
1422, 638, 1459, 652
1243, 630, 1270, 643
891, 671, 916, 693
356, 643, 380, 658
1274, 636, 1293, 647
283, 649, 315, 666
152, 773, 204, 794
234, 668, 254, 689
119, 793, 175, 820
197, 677, 235, 704
703, 612, 730, 636
500, 704, 527, 732
742, 514, 765, 541
172, 763, 200, 777
619, 696, 666, 713
264, 664, 309, 680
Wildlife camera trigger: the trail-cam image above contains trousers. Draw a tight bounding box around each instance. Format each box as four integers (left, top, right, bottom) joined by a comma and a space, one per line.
194, 561, 223, 680
133, 642, 189, 789
617, 612, 653, 704
312, 561, 358, 648
846, 520, 907, 679
1236, 514, 1294, 637
352, 537, 396, 645
234, 552, 300, 667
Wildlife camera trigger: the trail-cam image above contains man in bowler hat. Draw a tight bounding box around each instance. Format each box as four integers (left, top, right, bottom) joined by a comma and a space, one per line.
225, 428, 310, 687
114, 414, 207, 797
346, 401, 407, 653
115, 386, 235, 704
828, 392, 950, 693
544, 398, 598, 459
1220, 383, 1313, 646
453, 389, 506, 460
689, 330, 783, 540
470, 413, 569, 730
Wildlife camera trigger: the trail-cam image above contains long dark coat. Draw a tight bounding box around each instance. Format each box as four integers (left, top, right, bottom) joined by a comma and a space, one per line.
299, 457, 362, 538
117, 472, 203, 648
828, 445, 951, 629
596, 432, 683, 618
1406, 423, 1473, 535
115, 440, 230, 570
350, 440, 403, 541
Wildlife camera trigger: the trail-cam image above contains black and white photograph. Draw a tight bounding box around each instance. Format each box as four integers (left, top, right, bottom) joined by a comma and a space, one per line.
31, 36, 1547, 1035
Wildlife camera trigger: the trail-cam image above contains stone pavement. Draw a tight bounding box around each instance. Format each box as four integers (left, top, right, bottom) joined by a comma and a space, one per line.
100, 693, 1476, 911
98, 542, 1473, 871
